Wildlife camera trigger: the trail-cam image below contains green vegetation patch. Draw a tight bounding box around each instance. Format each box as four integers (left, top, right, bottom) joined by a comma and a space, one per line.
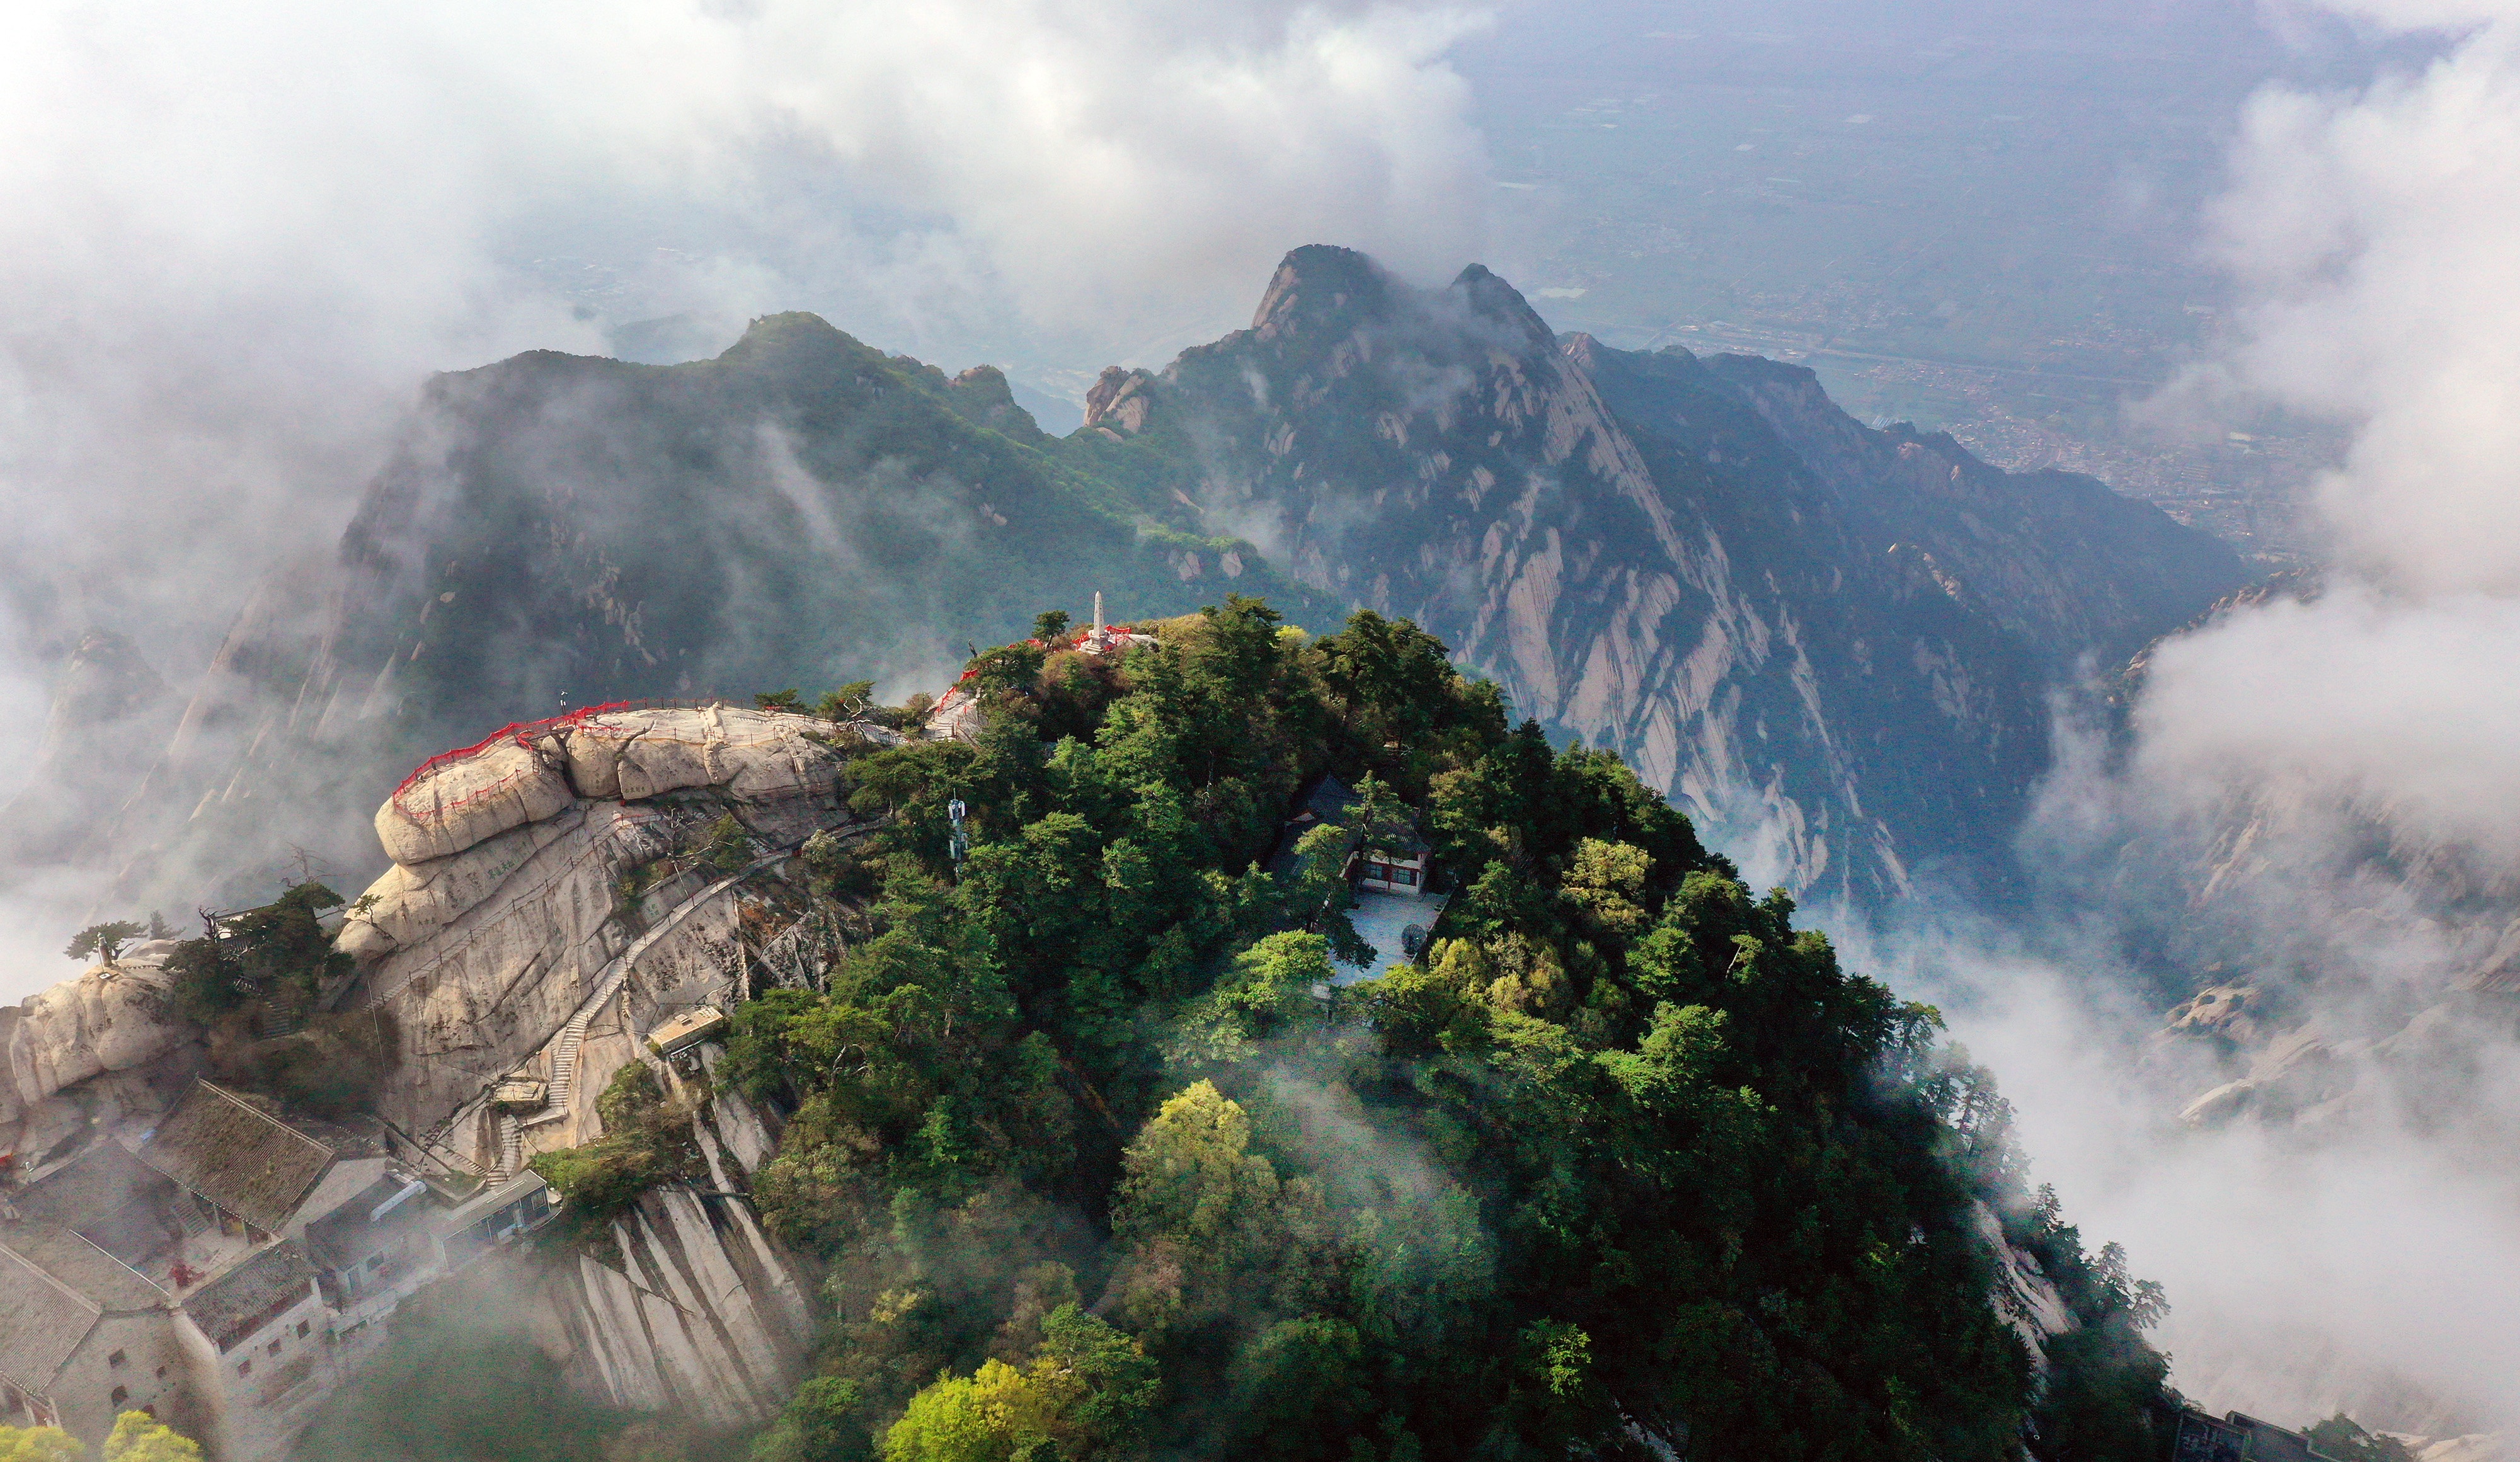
149, 882, 396, 1116
711, 597, 2166, 1460
530, 1063, 707, 1245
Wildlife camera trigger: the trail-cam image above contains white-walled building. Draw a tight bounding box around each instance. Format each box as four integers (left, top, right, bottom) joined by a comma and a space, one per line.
0, 1081, 554, 1460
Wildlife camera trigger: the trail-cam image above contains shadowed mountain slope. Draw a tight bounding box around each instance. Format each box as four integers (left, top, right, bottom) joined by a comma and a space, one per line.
1066, 245, 2245, 905
69, 314, 1302, 909
20, 250, 2236, 918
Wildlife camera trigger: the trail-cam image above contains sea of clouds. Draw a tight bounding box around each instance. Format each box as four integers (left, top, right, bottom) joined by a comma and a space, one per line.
1922, 0, 2520, 1430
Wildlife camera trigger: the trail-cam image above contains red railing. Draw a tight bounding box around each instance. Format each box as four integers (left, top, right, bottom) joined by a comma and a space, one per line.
398, 631, 1155, 793
389, 697, 747, 799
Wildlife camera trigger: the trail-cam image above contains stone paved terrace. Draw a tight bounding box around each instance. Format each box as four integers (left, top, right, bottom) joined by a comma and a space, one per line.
1332, 888, 1450, 986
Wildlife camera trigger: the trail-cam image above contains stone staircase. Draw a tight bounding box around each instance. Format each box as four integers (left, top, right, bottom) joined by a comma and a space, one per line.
494, 845, 799, 1171
490, 1113, 525, 1184
524, 964, 629, 1129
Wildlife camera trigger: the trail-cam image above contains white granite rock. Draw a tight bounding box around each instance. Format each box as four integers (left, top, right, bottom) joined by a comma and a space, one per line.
0, 946, 193, 1131
1968, 1200, 2076, 1370
377, 733, 574, 866
377, 707, 845, 867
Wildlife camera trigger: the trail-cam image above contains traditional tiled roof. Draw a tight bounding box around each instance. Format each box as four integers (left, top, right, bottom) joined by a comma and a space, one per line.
0, 1233, 96, 1390
134, 1082, 336, 1232
13, 1141, 171, 1226
0, 1222, 168, 1310
0, 1219, 171, 1388
14, 1142, 181, 1266
1266, 776, 1361, 881
1293, 775, 1360, 826
185, 1240, 317, 1352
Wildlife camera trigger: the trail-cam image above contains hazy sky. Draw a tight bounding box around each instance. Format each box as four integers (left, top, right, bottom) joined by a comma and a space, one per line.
0, 0, 2405, 704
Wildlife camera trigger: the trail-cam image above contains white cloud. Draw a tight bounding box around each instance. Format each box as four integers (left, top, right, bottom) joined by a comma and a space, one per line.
2131, 587, 2520, 856
1924, 949, 2520, 1431
1983, 0, 2520, 1426
0, 0, 1492, 995
2206, 10, 2520, 592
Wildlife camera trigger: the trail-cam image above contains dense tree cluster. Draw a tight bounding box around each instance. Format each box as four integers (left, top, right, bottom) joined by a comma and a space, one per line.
149, 881, 394, 1116
0, 1412, 202, 1462
718, 598, 2172, 1461
162, 882, 350, 1024
530, 1063, 707, 1250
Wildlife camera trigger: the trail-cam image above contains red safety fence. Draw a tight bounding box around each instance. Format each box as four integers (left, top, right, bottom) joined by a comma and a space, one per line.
399, 633, 1157, 796
390, 697, 747, 799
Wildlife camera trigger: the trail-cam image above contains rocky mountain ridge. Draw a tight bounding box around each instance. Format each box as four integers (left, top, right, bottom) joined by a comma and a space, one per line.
1074, 246, 2244, 905
3, 245, 2242, 927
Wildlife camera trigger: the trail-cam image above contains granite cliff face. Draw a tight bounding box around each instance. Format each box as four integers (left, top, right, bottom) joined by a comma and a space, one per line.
336, 703, 869, 1424
336, 704, 860, 1167
1, 706, 858, 1438
1073, 246, 2246, 905
0, 944, 199, 1161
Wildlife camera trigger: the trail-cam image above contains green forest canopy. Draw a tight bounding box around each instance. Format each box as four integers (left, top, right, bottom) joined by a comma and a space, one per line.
571, 598, 2171, 1461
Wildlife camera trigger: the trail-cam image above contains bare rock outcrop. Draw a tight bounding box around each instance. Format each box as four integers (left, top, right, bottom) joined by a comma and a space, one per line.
375, 704, 846, 867
311, 705, 859, 1423
527, 1046, 816, 1425
391, 1044, 820, 1429
1967, 1201, 2076, 1374
0, 945, 197, 1139
340, 705, 856, 1146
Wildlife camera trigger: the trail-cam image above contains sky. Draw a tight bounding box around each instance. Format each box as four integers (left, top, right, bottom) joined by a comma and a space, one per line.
5, 0, 2518, 1431
0, 0, 2373, 768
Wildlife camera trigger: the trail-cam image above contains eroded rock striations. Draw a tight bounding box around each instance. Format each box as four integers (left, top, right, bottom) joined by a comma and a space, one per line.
2, 706, 863, 1447
1070, 246, 2244, 905
338, 704, 854, 1145
328, 704, 857, 1423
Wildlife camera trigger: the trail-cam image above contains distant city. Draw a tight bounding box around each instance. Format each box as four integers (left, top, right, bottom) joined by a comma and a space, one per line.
1454, 3, 2404, 573
1646, 316, 2329, 571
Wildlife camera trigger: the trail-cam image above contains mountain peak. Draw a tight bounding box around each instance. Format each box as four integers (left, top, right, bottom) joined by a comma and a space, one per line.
1448, 262, 1555, 348
714, 311, 871, 375
1250, 244, 1400, 340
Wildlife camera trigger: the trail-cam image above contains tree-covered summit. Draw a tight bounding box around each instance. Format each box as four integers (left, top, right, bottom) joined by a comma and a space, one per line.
685, 597, 2170, 1461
